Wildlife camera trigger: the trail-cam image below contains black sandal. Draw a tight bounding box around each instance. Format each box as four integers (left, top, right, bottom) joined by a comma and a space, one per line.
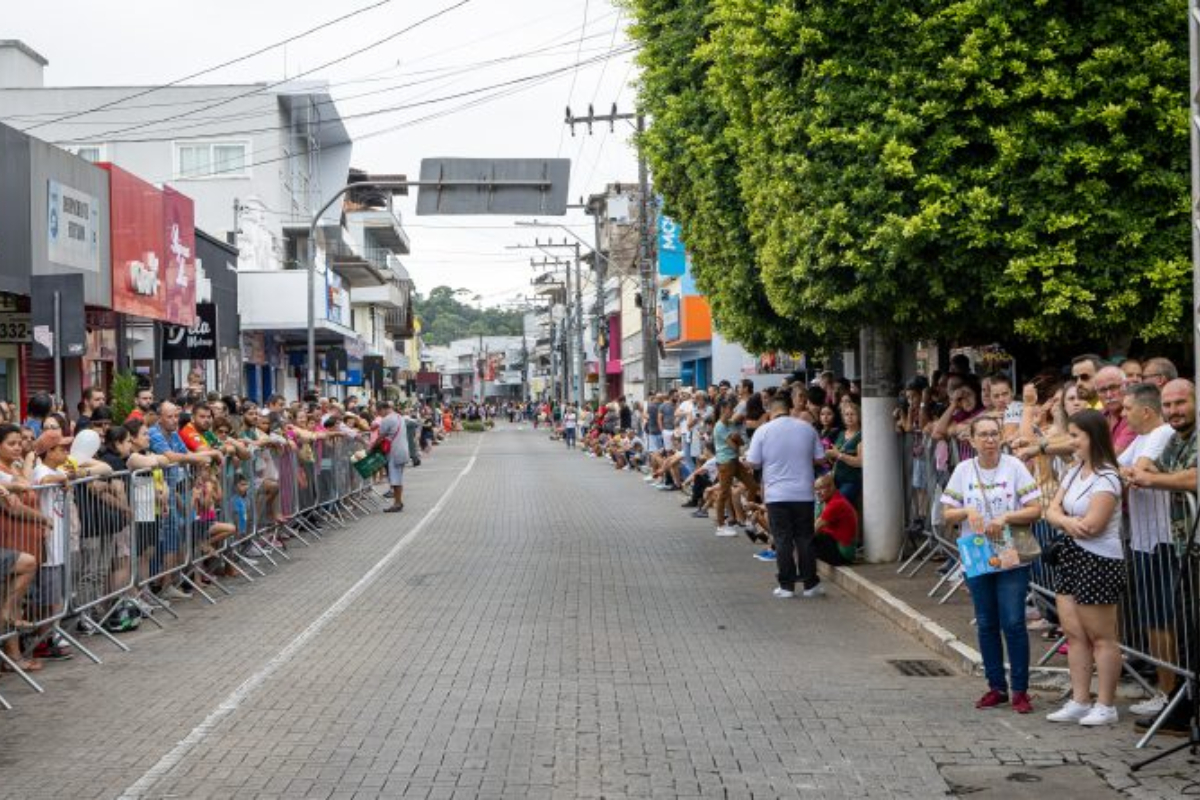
384, 505, 404, 513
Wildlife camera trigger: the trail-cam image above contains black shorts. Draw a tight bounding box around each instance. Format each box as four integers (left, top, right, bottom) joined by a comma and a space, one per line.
1055, 537, 1126, 605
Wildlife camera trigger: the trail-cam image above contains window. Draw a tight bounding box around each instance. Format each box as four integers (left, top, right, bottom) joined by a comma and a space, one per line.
174, 140, 250, 179
62, 144, 105, 163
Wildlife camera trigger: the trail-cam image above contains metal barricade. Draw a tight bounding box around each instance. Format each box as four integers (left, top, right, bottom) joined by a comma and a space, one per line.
131, 462, 196, 616
895, 427, 1200, 747
68, 470, 138, 652
0, 421, 394, 710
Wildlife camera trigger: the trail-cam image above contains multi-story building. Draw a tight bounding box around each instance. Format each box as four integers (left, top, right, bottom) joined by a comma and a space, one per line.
0, 40, 415, 401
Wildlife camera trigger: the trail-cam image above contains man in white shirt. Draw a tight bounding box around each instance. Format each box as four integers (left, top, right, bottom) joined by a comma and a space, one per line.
745, 395, 827, 598
1117, 382, 1179, 713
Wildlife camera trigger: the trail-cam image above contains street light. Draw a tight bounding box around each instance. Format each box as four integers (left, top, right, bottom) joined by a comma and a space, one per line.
307, 177, 409, 393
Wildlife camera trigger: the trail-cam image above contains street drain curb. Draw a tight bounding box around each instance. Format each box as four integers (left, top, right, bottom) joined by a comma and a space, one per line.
817, 562, 982, 676
817, 563, 1066, 689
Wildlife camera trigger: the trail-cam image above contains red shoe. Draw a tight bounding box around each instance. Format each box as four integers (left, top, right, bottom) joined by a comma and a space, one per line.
975, 689, 1009, 709
1011, 692, 1034, 714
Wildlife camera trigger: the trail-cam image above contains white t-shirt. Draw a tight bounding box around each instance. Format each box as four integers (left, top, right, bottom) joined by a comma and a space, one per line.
675, 400, 695, 440
33, 464, 69, 567
745, 416, 825, 503
698, 457, 719, 481
564, 411, 577, 430
1119, 423, 1175, 553
940, 455, 1041, 537
1060, 464, 1124, 559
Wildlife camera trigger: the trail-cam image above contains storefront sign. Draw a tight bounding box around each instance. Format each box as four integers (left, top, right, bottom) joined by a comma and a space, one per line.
657, 214, 686, 277
662, 295, 681, 341
326, 271, 349, 325
0, 314, 31, 344
162, 302, 217, 360
107, 165, 167, 320
47, 179, 100, 272
162, 187, 196, 326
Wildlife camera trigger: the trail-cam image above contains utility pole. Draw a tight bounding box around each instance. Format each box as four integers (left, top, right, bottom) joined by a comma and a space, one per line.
566, 104, 657, 397
516, 242, 585, 405
588, 201, 608, 403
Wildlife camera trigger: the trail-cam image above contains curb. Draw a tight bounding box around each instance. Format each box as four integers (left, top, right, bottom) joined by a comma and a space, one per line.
819, 563, 1070, 690
817, 562, 984, 676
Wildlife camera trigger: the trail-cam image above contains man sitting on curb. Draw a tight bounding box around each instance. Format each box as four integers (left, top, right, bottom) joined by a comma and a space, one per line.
814, 474, 857, 567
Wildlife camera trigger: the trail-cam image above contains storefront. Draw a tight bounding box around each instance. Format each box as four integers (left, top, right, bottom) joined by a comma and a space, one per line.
0, 124, 113, 407
102, 163, 197, 398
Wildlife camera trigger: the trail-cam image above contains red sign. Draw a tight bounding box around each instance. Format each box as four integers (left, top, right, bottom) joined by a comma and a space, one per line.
162, 187, 196, 326
105, 164, 165, 320
101, 165, 198, 324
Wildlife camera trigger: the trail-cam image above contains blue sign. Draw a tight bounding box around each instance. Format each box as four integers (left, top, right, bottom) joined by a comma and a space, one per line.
663, 295, 681, 341
657, 214, 686, 277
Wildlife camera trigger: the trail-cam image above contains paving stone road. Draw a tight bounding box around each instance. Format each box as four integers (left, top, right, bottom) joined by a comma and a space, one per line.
0, 426, 1194, 799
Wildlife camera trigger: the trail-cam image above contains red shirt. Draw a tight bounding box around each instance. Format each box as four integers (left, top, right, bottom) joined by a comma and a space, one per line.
179, 422, 205, 452
126, 409, 144, 423
820, 491, 858, 547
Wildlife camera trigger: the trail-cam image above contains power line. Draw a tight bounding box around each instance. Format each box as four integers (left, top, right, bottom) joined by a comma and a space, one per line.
64, 0, 474, 144
19, 0, 397, 133
27, 28, 622, 138
69, 44, 635, 147
556, 0, 592, 159
144, 44, 631, 186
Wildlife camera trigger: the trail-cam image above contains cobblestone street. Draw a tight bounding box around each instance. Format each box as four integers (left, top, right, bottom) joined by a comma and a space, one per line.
0, 427, 1194, 799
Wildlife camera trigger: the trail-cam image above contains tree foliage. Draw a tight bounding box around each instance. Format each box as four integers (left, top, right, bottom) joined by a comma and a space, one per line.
627, 0, 1190, 348
414, 286, 525, 347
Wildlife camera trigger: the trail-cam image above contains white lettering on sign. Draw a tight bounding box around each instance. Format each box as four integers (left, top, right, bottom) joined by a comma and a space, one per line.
129, 252, 161, 297
660, 217, 680, 252
168, 223, 190, 288
166, 316, 213, 349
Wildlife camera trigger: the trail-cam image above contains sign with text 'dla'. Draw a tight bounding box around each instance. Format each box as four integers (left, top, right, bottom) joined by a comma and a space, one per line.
162, 302, 217, 361
416, 158, 570, 216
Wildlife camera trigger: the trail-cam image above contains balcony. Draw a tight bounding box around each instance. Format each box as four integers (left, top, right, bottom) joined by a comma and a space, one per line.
384, 304, 415, 340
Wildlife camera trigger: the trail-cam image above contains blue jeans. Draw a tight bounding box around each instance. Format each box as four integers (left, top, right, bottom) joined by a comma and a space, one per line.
966, 565, 1030, 693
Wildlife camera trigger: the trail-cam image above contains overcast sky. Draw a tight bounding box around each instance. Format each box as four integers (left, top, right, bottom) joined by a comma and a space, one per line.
5, 0, 640, 307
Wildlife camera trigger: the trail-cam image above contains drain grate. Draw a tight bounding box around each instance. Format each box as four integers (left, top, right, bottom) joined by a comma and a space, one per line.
888, 658, 954, 677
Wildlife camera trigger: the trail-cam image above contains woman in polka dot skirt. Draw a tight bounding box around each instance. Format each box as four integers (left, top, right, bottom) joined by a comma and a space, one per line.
1044, 409, 1126, 727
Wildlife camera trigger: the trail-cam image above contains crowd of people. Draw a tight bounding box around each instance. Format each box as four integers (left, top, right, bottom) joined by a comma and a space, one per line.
0, 385, 463, 688
547, 378, 865, 600
542, 351, 1197, 741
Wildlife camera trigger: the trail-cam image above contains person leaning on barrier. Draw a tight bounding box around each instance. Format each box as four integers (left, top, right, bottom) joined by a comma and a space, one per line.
0, 423, 53, 673
1043, 409, 1126, 727
1127, 378, 1198, 737
1116, 382, 1180, 719
941, 415, 1043, 714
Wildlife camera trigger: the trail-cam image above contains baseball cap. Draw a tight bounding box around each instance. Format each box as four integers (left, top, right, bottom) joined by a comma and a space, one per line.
34, 429, 73, 456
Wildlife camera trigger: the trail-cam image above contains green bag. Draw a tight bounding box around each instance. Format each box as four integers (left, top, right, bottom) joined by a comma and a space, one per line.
353, 450, 387, 479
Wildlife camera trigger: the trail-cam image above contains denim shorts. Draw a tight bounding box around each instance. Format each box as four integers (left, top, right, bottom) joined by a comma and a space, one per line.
158, 514, 184, 554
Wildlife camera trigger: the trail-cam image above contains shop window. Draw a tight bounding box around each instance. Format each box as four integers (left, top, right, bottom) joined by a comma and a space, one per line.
174, 140, 250, 179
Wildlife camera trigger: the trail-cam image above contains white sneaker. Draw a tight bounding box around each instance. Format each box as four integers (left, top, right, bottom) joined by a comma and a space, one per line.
243, 545, 267, 558
643, 474, 655, 482
1079, 704, 1119, 727
801, 584, 827, 599
1130, 692, 1169, 717
715, 526, 740, 537
772, 587, 795, 599
162, 585, 193, 601
1046, 699, 1092, 723
239, 556, 260, 567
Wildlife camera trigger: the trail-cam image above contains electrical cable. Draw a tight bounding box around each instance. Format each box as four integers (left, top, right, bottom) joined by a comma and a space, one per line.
66, 43, 634, 147
18, 0, 397, 133
62, 0, 474, 144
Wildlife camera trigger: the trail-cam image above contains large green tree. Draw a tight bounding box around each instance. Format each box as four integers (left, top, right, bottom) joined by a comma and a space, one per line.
628, 0, 1191, 348
629, 0, 816, 353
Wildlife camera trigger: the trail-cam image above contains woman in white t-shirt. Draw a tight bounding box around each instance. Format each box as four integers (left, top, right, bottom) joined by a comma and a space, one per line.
562, 406, 578, 450
941, 415, 1043, 714
1043, 409, 1125, 727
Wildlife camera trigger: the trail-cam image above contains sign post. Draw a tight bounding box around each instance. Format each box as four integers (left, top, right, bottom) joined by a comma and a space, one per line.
31, 274, 87, 402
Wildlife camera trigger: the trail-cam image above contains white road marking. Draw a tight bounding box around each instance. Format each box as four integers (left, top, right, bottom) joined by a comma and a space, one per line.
118, 437, 483, 800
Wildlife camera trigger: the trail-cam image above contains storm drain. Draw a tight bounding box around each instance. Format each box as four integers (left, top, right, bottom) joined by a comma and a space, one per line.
887, 658, 954, 677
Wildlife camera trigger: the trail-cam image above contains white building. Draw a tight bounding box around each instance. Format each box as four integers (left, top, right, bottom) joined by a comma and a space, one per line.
0, 40, 414, 401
